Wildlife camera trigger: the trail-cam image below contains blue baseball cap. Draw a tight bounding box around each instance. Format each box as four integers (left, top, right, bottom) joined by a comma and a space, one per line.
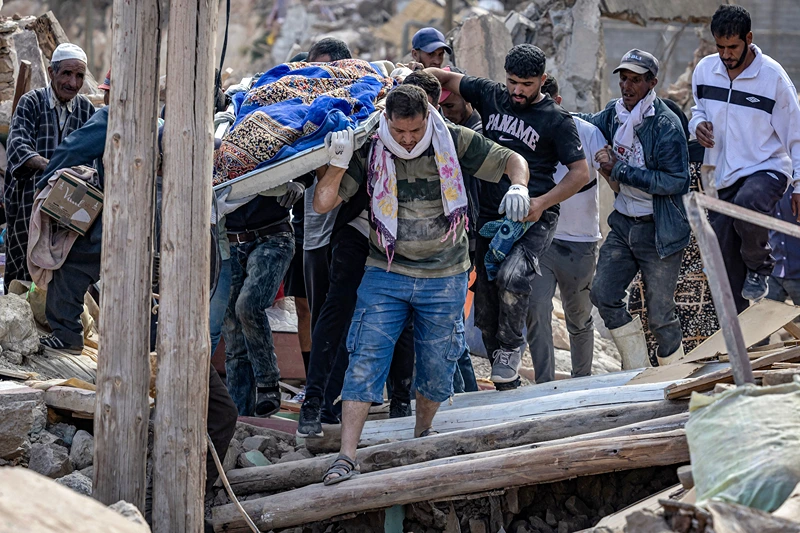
412, 27, 452, 55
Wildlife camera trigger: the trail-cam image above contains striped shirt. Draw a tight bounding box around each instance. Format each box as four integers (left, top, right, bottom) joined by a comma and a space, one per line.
338, 124, 513, 278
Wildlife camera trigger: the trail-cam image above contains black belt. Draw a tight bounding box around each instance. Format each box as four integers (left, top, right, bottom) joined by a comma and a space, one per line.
621, 213, 654, 223
228, 222, 292, 244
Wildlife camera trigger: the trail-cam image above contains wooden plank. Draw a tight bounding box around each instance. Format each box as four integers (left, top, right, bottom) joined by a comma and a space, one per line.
626, 363, 705, 385
436, 370, 641, 412
12, 60, 31, 113
683, 193, 753, 385
665, 346, 800, 399
211, 430, 689, 532
352, 382, 680, 445
151, 0, 218, 530
693, 192, 800, 240
93, 0, 161, 510
784, 321, 800, 340
678, 299, 800, 363
230, 401, 688, 494
0, 467, 151, 533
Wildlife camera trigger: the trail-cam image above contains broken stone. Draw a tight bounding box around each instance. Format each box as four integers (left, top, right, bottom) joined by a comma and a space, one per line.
276, 450, 312, 464
0, 294, 41, 356
56, 471, 92, 496
79, 465, 94, 480
11, 30, 48, 90
69, 430, 94, 470
277, 440, 295, 455
565, 495, 591, 517
28, 442, 73, 479
546, 508, 558, 527
451, 14, 513, 83
48, 422, 78, 447
0, 400, 33, 459
237, 450, 271, 468
108, 500, 148, 526
223, 438, 244, 472
241, 434, 277, 454
625, 509, 672, 533
529, 516, 555, 533
511, 519, 534, 533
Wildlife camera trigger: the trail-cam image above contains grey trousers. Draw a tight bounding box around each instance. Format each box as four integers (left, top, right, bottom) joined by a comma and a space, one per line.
527, 239, 597, 383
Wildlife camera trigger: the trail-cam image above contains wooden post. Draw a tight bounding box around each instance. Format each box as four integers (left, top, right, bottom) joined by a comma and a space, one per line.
683, 192, 754, 385
12, 60, 31, 113
151, 0, 218, 529
443, 0, 454, 33
93, 0, 161, 510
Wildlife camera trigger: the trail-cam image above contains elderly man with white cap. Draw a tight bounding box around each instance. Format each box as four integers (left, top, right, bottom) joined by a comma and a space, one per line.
4, 43, 95, 292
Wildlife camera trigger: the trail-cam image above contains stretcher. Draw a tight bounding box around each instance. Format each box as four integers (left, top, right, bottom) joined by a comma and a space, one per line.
212, 89, 382, 201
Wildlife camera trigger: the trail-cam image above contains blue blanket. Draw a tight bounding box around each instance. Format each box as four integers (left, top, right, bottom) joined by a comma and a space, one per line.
214, 59, 394, 185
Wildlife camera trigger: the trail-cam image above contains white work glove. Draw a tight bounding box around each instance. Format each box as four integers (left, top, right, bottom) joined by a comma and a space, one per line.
277, 181, 306, 208
498, 184, 531, 222
325, 129, 354, 169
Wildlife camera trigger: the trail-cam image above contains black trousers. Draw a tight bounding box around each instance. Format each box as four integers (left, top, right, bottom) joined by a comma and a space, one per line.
711, 171, 788, 313
304, 225, 414, 422
206, 364, 238, 494
45, 222, 102, 347
303, 244, 332, 331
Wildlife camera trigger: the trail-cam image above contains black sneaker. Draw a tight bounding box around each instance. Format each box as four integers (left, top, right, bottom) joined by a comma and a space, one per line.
389, 398, 411, 419
39, 334, 83, 355
296, 396, 324, 438
254, 387, 281, 418
742, 270, 768, 301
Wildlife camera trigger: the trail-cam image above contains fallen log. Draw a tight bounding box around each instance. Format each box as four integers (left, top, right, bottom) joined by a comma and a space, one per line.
310, 381, 675, 449
229, 400, 687, 495
212, 429, 689, 532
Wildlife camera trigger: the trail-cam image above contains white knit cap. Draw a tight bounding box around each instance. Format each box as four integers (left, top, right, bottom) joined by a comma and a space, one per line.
51, 43, 87, 64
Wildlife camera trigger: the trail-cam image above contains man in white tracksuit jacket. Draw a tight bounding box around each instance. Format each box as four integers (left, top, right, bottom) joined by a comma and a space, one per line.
690, 4, 800, 312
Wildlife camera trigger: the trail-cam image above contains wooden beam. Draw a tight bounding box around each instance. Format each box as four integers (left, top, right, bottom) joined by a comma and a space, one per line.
692, 192, 800, 240
683, 192, 753, 385
151, 0, 218, 530
12, 60, 31, 113
212, 430, 690, 532
664, 346, 800, 399
319, 381, 678, 447
93, 0, 161, 510
229, 401, 687, 495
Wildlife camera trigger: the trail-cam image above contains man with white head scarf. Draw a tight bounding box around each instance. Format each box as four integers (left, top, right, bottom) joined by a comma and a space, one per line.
4, 42, 95, 292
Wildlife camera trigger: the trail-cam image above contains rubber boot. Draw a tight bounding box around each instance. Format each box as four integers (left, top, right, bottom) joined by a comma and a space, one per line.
657, 343, 684, 367
609, 316, 651, 370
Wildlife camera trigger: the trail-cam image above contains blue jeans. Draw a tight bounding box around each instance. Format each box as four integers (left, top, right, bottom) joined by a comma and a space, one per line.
452, 347, 479, 393
591, 211, 684, 358
341, 267, 468, 404
223, 232, 294, 415
768, 276, 800, 305
209, 258, 232, 356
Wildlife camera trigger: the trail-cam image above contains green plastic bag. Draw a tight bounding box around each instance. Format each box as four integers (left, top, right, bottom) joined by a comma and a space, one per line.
686, 380, 800, 512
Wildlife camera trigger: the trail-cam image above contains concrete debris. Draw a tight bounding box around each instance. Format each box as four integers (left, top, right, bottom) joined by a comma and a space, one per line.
28, 442, 73, 479
237, 449, 272, 468
79, 465, 94, 480
1, 350, 23, 365
69, 429, 94, 470
11, 29, 47, 89
55, 470, 92, 496
0, 294, 41, 356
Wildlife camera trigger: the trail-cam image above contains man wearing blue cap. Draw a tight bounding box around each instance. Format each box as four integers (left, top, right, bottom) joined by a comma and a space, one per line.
411, 27, 451, 69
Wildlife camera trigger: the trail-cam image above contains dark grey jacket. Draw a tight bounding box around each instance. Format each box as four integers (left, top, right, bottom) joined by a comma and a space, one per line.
581, 97, 691, 258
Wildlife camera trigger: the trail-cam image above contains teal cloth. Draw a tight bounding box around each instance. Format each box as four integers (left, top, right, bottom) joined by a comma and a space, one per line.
479, 218, 531, 281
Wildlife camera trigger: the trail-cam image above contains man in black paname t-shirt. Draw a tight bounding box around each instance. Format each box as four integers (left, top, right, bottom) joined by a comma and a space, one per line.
428, 45, 590, 390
